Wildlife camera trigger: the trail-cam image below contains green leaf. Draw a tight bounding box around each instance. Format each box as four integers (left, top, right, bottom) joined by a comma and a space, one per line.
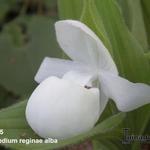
58, 1, 150, 149
82, 0, 150, 83
57, 0, 84, 19
141, 0, 150, 49
92, 121, 132, 149
80, 0, 113, 55
145, 52, 150, 59
0, 16, 61, 95
0, 101, 125, 150
121, 105, 150, 150
118, 0, 148, 51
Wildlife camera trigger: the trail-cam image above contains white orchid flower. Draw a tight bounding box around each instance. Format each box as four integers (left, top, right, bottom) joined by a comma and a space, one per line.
26, 20, 150, 140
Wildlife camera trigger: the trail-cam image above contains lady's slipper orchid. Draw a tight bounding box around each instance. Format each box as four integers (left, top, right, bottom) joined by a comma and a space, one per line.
26, 20, 150, 139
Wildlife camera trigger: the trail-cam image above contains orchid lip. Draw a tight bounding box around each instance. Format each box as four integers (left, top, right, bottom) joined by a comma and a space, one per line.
26, 76, 100, 139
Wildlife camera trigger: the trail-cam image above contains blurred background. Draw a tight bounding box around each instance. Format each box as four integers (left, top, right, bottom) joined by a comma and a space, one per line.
0, 0, 62, 109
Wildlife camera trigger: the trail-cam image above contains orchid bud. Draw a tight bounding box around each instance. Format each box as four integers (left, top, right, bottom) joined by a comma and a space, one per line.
26, 76, 100, 139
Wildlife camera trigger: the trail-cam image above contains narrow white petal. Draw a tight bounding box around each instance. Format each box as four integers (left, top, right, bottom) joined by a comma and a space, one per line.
34, 57, 91, 83
55, 20, 118, 75
99, 71, 150, 112
99, 87, 109, 115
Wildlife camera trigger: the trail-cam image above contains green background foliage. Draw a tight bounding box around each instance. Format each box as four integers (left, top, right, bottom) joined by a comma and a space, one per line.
0, 0, 150, 149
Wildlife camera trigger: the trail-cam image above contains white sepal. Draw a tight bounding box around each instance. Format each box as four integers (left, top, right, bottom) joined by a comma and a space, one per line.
55, 20, 118, 75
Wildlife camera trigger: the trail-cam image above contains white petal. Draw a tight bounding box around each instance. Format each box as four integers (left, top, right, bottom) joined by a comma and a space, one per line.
63, 71, 94, 87
26, 76, 100, 139
34, 57, 91, 83
99, 71, 150, 112
55, 20, 118, 75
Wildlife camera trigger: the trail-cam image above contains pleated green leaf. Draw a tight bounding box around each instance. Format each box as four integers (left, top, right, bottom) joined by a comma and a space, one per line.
80, 1, 150, 149
0, 101, 125, 150
118, 0, 148, 51
141, 0, 150, 49
82, 0, 150, 83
